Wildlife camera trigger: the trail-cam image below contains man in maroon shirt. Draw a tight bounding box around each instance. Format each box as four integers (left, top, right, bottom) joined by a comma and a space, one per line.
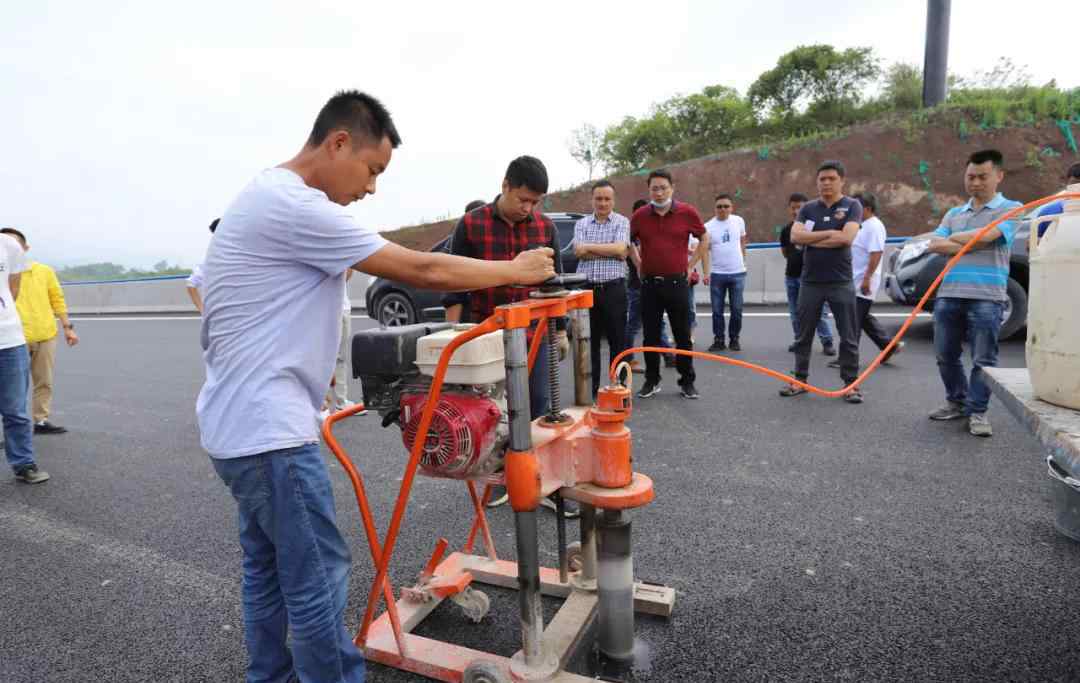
630, 169, 708, 399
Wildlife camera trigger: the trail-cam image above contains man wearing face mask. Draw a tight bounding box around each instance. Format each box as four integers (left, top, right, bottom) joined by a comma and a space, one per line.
631, 169, 708, 399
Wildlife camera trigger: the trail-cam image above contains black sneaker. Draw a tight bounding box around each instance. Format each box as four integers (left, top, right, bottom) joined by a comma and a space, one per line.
638, 381, 660, 398
34, 420, 68, 434
844, 388, 864, 404
827, 359, 841, 368
707, 339, 725, 352
822, 342, 837, 357
729, 339, 741, 352
882, 341, 906, 364
14, 465, 51, 484
787, 342, 798, 352
680, 383, 699, 399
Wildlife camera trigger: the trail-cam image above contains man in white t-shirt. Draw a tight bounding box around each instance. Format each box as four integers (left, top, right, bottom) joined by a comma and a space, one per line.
830, 191, 902, 367
702, 194, 749, 352
185, 218, 218, 315
198, 90, 554, 683
0, 232, 49, 483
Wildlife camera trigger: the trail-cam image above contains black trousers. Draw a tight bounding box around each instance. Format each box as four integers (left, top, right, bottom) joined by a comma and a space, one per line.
794, 281, 859, 384
589, 279, 628, 394
641, 276, 695, 386
856, 296, 892, 350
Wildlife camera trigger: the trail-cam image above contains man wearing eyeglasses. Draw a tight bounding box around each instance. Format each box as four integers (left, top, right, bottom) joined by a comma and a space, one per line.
703, 194, 748, 352
631, 169, 708, 399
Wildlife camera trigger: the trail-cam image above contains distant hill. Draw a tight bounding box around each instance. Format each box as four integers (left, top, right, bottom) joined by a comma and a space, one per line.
380, 112, 1078, 250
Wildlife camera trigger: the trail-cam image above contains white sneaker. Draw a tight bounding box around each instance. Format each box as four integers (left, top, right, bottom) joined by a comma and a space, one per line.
317, 409, 331, 426
335, 400, 368, 416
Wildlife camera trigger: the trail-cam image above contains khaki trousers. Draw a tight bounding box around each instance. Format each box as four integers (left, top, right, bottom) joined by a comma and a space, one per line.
26, 337, 57, 423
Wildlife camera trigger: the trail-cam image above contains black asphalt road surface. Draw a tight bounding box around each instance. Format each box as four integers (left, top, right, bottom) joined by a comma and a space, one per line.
2, 309, 1077, 682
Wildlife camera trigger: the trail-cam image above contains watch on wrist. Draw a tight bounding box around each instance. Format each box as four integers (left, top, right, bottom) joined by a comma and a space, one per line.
64, 323, 75, 331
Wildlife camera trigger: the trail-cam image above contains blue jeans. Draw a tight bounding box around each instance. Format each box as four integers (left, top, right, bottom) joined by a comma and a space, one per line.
933, 298, 1004, 415
1, 344, 35, 471
709, 273, 745, 342
784, 276, 833, 343
212, 443, 365, 683
625, 286, 672, 357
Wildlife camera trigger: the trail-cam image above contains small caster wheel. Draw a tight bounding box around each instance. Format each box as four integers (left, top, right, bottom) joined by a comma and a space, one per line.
463, 659, 510, 683
451, 587, 491, 623
566, 541, 583, 573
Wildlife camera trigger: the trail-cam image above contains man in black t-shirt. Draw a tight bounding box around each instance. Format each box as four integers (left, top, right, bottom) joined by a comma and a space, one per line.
780, 161, 864, 403
778, 193, 834, 354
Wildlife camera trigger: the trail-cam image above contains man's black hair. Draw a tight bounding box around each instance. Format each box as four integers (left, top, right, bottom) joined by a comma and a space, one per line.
788, 192, 809, 203
504, 156, 548, 194
0, 227, 26, 244
968, 149, 1004, 168
464, 199, 486, 213
647, 169, 673, 186
632, 199, 649, 212
1066, 161, 1080, 181
591, 179, 614, 193
209, 218, 220, 234
817, 160, 846, 178
714, 193, 733, 203
853, 191, 878, 213
308, 90, 402, 149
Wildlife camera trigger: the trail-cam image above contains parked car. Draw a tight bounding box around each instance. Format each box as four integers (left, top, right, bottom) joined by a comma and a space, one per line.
366, 212, 586, 326
883, 212, 1034, 339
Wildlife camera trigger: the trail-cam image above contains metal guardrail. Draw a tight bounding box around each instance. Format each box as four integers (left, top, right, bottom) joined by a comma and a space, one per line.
62, 241, 906, 314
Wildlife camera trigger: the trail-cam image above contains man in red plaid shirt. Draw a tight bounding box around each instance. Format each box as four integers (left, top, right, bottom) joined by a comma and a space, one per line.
443, 155, 565, 419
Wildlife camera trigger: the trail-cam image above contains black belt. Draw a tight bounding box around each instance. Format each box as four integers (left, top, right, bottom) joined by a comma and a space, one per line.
589, 279, 625, 290
642, 274, 687, 284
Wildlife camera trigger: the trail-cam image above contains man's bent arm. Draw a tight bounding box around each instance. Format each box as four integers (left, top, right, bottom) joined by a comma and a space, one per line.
581, 242, 628, 259
791, 222, 831, 245
9, 273, 21, 301
187, 287, 204, 314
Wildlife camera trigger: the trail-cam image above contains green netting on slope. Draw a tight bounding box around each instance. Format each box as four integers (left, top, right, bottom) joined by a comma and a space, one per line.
1057, 120, 1078, 154
918, 161, 939, 214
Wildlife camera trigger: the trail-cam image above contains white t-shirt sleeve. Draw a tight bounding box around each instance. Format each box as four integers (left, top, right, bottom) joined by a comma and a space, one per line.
2, 236, 27, 274
186, 263, 204, 289
869, 219, 886, 252
291, 198, 390, 276
737, 216, 747, 238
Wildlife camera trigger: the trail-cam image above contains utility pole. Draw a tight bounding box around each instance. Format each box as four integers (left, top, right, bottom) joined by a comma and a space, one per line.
922, 0, 951, 107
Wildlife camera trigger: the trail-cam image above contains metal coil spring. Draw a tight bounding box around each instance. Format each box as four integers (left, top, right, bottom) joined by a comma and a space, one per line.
546, 322, 561, 415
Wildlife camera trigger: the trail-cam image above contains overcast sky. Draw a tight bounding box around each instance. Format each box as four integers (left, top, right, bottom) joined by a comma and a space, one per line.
3, 1, 1076, 269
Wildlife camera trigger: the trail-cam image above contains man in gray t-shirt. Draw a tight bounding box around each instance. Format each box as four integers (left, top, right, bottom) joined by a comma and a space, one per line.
198, 91, 554, 683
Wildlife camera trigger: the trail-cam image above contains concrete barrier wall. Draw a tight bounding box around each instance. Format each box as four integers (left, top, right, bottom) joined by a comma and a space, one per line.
64, 244, 901, 314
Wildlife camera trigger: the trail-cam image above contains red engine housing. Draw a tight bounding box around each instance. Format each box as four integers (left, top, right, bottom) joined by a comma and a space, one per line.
400, 392, 502, 478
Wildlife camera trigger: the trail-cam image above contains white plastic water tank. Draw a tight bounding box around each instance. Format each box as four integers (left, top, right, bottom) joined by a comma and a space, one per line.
1027, 184, 1080, 410
415, 325, 506, 385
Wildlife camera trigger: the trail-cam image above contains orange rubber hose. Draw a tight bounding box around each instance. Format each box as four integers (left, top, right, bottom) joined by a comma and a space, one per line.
610, 192, 1080, 397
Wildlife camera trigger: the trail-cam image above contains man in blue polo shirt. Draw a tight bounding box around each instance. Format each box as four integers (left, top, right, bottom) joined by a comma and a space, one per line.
781, 160, 864, 403
924, 149, 1022, 437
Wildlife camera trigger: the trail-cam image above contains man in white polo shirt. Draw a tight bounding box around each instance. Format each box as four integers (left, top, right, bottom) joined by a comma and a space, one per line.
1, 232, 49, 483
197, 90, 554, 683
703, 193, 748, 352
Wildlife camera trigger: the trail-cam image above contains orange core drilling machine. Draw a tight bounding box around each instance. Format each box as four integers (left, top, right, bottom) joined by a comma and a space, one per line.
323, 274, 674, 682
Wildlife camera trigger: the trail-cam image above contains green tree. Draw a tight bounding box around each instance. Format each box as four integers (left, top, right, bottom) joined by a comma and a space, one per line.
748, 45, 880, 120
883, 62, 923, 110
566, 123, 603, 180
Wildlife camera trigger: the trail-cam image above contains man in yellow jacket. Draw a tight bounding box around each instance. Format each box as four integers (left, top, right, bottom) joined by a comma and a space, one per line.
1, 229, 79, 434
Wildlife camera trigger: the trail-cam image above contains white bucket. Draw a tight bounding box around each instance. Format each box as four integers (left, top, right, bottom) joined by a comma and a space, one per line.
1027, 184, 1080, 410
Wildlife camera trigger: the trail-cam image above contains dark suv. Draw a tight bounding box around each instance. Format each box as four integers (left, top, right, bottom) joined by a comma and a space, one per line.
883, 213, 1033, 339
365, 212, 586, 326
